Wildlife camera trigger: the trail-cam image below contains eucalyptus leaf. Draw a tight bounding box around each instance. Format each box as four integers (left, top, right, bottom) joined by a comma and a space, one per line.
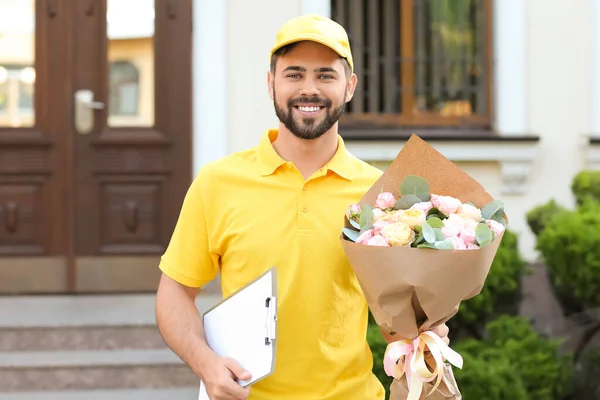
475, 223, 493, 246
482, 199, 504, 220
349, 218, 361, 229
359, 206, 374, 229
417, 192, 431, 202
422, 222, 436, 243
435, 240, 455, 250
434, 228, 446, 241
427, 207, 440, 217
342, 228, 360, 242
417, 243, 437, 249
427, 217, 444, 229
400, 175, 431, 197
414, 232, 424, 245
414, 225, 422, 234
490, 209, 508, 227
394, 194, 421, 210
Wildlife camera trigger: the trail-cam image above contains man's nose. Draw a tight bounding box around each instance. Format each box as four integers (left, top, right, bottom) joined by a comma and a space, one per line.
299, 79, 319, 97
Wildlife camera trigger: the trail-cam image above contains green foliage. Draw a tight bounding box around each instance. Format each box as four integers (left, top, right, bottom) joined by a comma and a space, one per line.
454, 316, 573, 400
448, 230, 526, 339
571, 170, 600, 206
536, 200, 600, 313
525, 199, 567, 237
452, 339, 530, 400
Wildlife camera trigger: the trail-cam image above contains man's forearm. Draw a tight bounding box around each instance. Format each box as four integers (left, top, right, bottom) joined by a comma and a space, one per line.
155, 276, 213, 378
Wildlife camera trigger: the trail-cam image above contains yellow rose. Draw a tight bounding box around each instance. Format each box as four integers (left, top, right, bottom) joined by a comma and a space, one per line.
374, 209, 403, 223
380, 222, 415, 247
397, 209, 426, 229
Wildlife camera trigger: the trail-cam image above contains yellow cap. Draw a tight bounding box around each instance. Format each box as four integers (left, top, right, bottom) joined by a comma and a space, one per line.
270, 14, 354, 72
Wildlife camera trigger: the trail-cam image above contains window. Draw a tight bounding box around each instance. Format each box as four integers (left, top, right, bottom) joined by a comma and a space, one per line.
331, 0, 492, 129
109, 61, 140, 116
0, 65, 35, 128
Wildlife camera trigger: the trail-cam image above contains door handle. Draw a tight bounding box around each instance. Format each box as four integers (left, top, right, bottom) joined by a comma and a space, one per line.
74, 89, 105, 135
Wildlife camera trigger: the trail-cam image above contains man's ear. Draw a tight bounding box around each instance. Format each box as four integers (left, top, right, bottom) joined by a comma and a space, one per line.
267, 71, 274, 101
345, 73, 358, 104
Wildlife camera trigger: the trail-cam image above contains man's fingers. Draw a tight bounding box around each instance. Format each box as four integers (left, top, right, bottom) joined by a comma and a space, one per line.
223, 357, 252, 381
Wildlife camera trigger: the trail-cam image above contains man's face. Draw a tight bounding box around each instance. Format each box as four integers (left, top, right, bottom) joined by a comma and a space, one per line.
268, 41, 356, 140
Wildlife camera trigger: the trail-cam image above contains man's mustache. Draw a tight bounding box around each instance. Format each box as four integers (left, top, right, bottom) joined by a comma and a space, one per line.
288, 97, 332, 108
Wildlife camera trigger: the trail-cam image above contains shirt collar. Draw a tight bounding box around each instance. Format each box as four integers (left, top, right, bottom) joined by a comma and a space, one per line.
257, 129, 354, 180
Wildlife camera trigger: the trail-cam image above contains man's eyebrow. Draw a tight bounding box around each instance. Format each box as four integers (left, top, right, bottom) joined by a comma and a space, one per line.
282, 66, 339, 74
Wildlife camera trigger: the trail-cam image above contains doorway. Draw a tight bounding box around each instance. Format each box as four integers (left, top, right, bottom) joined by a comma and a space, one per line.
0, 0, 192, 293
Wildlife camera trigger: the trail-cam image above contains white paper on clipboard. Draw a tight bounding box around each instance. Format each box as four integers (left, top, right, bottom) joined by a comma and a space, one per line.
198, 267, 278, 400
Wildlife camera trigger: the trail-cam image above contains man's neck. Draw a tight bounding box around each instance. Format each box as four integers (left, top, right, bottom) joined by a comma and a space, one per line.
272, 124, 339, 179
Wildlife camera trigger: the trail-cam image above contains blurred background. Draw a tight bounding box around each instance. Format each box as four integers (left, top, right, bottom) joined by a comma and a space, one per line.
0, 0, 599, 399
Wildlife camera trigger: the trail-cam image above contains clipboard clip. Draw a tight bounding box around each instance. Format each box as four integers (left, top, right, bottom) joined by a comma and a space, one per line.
264, 296, 277, 345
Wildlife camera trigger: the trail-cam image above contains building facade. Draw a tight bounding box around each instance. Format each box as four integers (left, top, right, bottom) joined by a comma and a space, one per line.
0, 0, 598, 294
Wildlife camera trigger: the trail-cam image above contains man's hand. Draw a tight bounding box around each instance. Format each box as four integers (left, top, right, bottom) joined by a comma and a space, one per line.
199, 351, 252, 400
430, 323, 450, 346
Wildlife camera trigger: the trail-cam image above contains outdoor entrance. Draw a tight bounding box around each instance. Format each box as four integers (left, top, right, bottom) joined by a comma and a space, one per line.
0, 0, 193, 293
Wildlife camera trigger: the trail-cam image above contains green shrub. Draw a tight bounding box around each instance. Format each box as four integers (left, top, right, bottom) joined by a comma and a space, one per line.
448, 229, 526, 340
525, 199, 567, 236
454, 315, 573, 400
453, 339, 530, 400
536, 200, 600, 314
571, 170, 600, 205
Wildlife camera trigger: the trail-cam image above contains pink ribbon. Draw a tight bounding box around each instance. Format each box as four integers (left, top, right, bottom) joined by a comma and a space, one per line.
383, 331, 463, 400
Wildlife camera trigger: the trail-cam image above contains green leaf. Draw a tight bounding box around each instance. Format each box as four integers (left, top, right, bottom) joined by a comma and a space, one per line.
490, 209, 508, 227
417, 243, 437, 249
427, 217, 444, 229
342, 228, 360, 242
427, 207, 440, 217
417, 192, 431, 202
476, 223, 493, 247
482, 200, 504, 220
359, 206, 374, 229
414, 225, 422, 234
435, 240, 455, 250
349, 218, 361, 229
400, 175, 431, 197
414, 232, 424, 245
394, 194, 421, 210
434, 228, 446, 241
422, 222, 436, 243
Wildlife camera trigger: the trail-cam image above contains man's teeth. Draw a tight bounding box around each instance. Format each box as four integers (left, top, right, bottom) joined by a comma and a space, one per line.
298, 106, 321, 112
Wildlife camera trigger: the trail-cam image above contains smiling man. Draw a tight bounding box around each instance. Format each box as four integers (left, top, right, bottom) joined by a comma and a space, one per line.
155, 14, 450, 400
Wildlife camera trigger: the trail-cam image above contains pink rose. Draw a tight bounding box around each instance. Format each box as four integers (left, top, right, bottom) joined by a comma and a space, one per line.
486, 219, 506, 235
409, 201, 433, 214
431, 194, 462, 216
375, 192, 396, 209
373, 220, 390, 235
356, 229, 374, 244
346, 204, 361, 220
441, 225, 461, 239
349, 204, 361, 214
367, 235, 390, 246
372, 208, 386, 220
459, 228, 477, 246
449, 236, 467, 250
467, 243, 480, 250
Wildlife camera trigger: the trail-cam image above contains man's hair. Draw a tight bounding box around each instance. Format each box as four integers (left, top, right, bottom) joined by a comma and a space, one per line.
270, 42, 352, 78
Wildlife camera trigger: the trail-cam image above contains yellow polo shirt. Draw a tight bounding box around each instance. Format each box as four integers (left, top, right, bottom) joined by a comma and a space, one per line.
159, 129, 385, 400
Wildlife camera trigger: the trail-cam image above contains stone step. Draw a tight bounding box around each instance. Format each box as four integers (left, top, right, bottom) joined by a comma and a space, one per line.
0, 325, 165, 352
0, 349, 199, 392
0, 387, 198, 400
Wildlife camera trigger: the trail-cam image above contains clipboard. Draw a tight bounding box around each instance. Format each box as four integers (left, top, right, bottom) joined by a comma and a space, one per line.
198, 267, 278, 400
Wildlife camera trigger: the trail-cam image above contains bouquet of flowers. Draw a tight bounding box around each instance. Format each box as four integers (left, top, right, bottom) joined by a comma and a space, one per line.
340, 135, 507, 400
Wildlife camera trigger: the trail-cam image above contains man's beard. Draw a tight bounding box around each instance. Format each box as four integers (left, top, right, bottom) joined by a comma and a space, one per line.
273, 87, 346, 140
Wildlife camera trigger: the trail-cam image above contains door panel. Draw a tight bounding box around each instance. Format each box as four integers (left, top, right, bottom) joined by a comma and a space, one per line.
0, 0, 192, 294
0, 0, 71, 293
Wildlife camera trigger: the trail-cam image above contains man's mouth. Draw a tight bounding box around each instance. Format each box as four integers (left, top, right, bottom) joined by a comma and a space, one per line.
294, 105, 324, 115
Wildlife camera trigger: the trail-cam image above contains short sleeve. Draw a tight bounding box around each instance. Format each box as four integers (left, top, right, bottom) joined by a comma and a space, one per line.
159, 172, 219, 288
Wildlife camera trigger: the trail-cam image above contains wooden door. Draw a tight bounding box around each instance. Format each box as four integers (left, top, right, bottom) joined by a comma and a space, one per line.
0, 0, 192, 294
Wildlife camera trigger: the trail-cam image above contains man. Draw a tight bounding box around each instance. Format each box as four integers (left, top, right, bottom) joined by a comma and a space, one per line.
155, 14, 449, 400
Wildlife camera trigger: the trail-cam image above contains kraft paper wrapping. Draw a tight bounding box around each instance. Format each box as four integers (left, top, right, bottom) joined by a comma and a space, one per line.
340, 134, 505, 399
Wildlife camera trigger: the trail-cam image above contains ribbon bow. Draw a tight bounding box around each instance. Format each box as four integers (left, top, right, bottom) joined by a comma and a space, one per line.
383, 331, 463, 400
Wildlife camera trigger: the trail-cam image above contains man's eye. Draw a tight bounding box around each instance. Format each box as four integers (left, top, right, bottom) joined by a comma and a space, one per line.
320, 75, 334, 80
287, 74, 300, 79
